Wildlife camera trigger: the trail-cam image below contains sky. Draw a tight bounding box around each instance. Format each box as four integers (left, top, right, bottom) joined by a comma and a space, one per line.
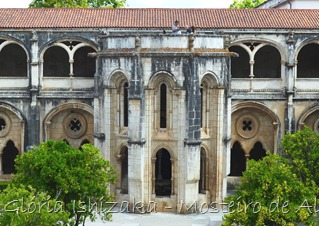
0, 0, 234, 8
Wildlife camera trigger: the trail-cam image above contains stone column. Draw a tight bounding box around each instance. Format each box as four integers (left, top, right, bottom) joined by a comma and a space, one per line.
285, 32, 296, 134
177, 56, 201, 212
29, 31, 40, 148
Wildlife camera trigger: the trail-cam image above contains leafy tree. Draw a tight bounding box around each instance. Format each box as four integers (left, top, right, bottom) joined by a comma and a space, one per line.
0, 184, 69, 225
230, 0, 266, 8
29, 0, 126, 8
11, 140, 117, 226
282, 126, 319, 188
222, 153, 317, 226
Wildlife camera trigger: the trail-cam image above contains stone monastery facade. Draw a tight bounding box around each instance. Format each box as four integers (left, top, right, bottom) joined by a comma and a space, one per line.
1, 8, 319, 211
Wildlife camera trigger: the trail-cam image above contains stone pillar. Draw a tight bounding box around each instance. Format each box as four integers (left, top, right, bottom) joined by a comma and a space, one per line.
128, 98, 146, 211
127, 50, 148, 210
29, 31, 40, 148
285, 32, 296, 134
177, 56, 201, 212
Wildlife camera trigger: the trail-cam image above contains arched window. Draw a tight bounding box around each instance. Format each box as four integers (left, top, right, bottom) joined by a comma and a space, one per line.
297, 43, 319, 78
43, 42, 96, 77
200, 86, 203, 128
43, 46, 69, 77
73, 46, 96, 77
0, 42, 27, 77
254, 45, 281, 78
155, 148, 171, 196
160, 83, 167, 129
2, 140, 19, 174
229, 46, 250, 78
249, 142, 266, 161
120, 147, 128, 194
199, 147, 208, 193
229, 141, 246, 176
123, 82, 129, 127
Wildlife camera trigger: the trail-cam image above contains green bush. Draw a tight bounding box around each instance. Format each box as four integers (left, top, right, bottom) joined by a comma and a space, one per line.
222, 153, 317, 226
0, 181, 9, 192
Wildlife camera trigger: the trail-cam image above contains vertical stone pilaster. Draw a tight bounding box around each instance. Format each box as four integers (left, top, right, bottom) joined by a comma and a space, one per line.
178, 55, 202, 211
285, 32, 296, 134
29, 31, 40, 149
128, 98, 146, 209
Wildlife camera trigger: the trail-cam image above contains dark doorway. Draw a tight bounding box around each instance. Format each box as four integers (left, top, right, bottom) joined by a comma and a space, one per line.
2, 140, 19, 174
199, 147, 207, 193
155, 148, 171, 196
121, 147, 128, 194
229, 141, 246, 176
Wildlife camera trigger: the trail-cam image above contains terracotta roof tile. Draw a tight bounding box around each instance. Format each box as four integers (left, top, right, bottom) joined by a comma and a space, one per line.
1, 8, 319, 29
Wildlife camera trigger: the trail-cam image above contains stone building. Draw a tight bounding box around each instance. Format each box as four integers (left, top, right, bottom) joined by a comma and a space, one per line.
1, 8, 319, 212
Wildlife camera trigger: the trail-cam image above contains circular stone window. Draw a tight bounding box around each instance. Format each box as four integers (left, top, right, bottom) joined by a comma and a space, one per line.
236, 115, 259, 139
0, 112, 11, 138
63, 113, 87, 139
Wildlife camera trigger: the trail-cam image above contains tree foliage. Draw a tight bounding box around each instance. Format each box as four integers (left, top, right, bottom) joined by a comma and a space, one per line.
222, 153, 317, 226
282, 126, 319, 188
11, 140, 117, 226
0, 184, 69, 226
230, 0, 266, 8
29, 0, 126, 8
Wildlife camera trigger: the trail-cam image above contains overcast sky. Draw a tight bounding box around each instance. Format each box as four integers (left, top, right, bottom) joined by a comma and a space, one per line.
0, 0, 233, 8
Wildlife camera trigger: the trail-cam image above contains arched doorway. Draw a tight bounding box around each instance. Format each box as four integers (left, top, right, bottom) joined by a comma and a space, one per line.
2, 140, 19, 174
155, 148, 172, 196
229, 141, 246, 176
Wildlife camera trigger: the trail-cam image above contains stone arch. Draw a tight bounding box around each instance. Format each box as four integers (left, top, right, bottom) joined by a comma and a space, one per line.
0, 39, 29, 77
230, 40, 285, 79
232, 101, 280, 154
151, 144, 175, 196
148, 71, 177, 89
40, 39, 97, 77
249, 141, 267, 161
154, 148, 172, 196
200, 71, 220, 87
43, 102, 94, 148
0, 102, 26, 154
108, 69, 130, 88
298, 104, 319, 132
296, 41, 319, 78
108, 70, 129, 130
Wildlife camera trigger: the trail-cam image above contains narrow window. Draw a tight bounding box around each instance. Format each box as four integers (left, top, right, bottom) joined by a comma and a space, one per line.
121, 147, 128, 194
199, 147, 207, 193
160, 84, 167, 128
124, 82, 129, 127
200, 86, 203, 128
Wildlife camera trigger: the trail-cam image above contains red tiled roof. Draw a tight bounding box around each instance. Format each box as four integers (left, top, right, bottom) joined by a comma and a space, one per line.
1, 8, 319, 29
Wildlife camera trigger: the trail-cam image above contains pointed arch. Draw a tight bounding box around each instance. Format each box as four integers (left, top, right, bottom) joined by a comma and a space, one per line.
229, 141, 246, 176
2, 140, 19, 174
148, 71, 177, 89
249, 141, 266, 161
